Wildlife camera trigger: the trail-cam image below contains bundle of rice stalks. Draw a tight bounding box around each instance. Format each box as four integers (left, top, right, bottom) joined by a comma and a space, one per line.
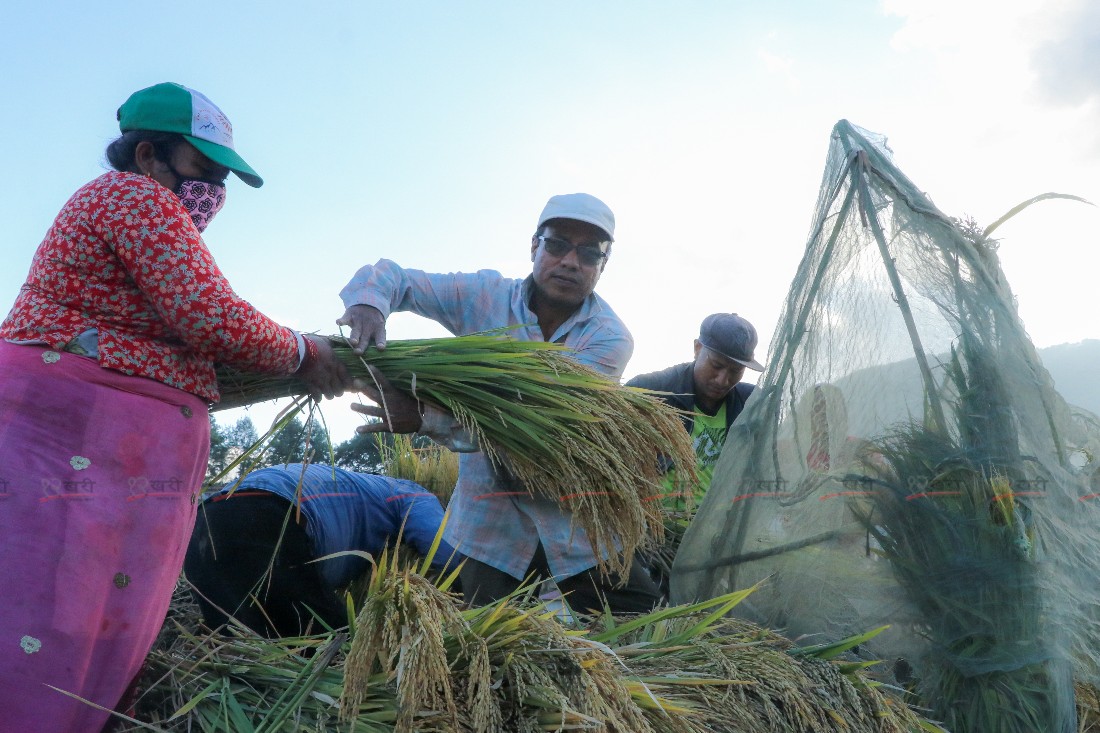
848, 342, 1073, 732
130, 626, 398, 732
1077, 680, 1100, 732
344, 553, 653, 733
214, 333, 696, 577
587, 609, 929, 733
341, 543, 489, 732
114, 581, 393, 732
130, 553, 933, 732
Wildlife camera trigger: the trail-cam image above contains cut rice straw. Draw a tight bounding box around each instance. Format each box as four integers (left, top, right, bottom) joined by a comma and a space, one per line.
130, 572, 933, 732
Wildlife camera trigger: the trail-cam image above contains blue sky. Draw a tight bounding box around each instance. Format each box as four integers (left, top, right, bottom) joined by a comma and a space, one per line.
3, 1, 1097, 440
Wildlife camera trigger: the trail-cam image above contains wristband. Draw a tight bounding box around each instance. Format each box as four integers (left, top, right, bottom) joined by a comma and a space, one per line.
300, 336, 320, 372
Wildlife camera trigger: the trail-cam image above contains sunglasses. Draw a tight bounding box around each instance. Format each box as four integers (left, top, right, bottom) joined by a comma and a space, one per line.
537, 235, 609, 266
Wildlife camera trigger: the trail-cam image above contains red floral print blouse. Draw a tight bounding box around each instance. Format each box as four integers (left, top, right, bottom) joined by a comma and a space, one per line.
1, 171, 299, 403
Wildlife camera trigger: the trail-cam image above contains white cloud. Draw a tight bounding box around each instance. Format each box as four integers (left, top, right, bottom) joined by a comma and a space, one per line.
882, 0, 1097, 112
884, 0, 1037, 50
758, 48, 794, 74
1030, 0, 1100, 106
757, 47, 799, 91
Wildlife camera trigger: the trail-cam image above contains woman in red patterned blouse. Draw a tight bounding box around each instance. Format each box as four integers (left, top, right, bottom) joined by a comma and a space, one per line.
0, 83, 349, 732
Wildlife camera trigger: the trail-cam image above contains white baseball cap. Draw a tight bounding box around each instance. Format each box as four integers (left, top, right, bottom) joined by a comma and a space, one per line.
537, 193, 615, 241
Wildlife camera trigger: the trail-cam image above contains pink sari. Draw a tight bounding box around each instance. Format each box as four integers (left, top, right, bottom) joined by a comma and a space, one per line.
0, 341, 209, 731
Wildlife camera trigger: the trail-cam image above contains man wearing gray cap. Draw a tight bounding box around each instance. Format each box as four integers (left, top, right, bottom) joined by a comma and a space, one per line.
336, 193, 661, 613
626, 312, 764, 512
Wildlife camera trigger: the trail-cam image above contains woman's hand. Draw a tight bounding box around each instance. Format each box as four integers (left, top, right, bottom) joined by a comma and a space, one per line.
296, 335, 351, 400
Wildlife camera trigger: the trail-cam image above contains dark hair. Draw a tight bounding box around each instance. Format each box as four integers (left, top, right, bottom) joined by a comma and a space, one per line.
105, 130, 186, 173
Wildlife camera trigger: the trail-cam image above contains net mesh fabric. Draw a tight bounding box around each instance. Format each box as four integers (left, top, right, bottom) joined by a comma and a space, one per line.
671, 120, 1100, 731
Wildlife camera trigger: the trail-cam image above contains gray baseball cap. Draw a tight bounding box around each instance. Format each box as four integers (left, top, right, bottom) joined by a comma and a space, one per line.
699, 313, 764, 371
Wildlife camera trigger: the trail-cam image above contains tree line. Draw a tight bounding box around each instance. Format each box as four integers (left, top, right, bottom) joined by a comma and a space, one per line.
206, 414, 429, 484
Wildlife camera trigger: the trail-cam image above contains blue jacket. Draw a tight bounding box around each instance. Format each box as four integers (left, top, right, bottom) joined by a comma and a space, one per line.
206, 464, 462, 588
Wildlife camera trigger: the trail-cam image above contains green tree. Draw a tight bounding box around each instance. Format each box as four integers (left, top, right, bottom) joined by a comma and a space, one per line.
332, 431, 385, 473
226, 416, 259, 449
206, 414, 231, 481
206, 415, 260, 484
209, 414, 413, 479
263, 416, 332, 466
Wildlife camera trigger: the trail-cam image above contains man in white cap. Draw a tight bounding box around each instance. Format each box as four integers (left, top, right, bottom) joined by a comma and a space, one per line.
627, 312, 765, 512
337, 193, 661, 613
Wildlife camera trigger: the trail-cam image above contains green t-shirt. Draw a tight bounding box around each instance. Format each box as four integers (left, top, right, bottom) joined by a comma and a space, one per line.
661, 403, 727, 512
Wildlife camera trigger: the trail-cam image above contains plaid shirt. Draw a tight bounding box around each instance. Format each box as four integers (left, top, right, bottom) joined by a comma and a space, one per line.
340, 260, 633, 579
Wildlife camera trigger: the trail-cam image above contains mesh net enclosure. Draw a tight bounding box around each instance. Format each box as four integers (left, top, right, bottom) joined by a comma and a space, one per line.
671, 120, 1100, 732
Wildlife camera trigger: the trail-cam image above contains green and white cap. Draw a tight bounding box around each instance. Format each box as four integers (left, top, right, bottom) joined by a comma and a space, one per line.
117, 82, 263, 187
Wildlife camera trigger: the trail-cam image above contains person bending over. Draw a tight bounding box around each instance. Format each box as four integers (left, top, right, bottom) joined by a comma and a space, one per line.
185, 463, 460, 637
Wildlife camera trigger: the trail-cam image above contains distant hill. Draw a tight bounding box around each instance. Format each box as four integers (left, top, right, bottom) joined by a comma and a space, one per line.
803, 340, 1100, 440
1038, 340, 1100, 417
